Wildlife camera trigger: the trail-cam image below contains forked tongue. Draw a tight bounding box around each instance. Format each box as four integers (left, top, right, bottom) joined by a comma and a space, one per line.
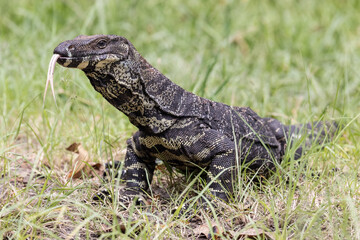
43, 54, 60, 106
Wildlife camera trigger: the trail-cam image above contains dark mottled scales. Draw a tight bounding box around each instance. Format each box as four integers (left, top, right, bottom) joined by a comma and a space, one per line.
53, 35, 337, 202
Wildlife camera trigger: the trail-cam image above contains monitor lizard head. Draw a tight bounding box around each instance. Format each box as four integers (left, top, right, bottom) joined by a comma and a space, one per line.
53, 34, 135, 71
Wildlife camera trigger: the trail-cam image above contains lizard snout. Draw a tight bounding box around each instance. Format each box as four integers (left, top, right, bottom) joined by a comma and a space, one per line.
53, 41, 75, 58
53, 40, 89, 68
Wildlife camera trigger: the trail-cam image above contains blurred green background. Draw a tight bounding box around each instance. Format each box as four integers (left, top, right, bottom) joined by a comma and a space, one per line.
0, 0, 359, 158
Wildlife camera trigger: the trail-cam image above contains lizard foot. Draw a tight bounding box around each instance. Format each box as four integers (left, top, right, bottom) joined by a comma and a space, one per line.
92, 188, 147, 207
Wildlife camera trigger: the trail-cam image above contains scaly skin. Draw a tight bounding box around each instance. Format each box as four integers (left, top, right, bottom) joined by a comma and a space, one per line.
53, 35, 336, 202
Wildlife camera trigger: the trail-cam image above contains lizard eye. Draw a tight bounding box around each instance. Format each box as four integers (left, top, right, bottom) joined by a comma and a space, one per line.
97, 40, 107, 49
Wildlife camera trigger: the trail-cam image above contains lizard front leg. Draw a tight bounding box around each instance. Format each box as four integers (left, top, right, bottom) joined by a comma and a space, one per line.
97, 135, 155, 203
121, 136, 156, 199
206, 149, 236, 202
184, 129, 237, 202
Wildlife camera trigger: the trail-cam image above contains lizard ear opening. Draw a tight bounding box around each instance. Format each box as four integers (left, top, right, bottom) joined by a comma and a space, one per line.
112, 37, 130, 59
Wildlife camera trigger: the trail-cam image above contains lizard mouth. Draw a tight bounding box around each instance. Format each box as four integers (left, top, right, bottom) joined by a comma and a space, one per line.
56, 54, 121, 69
56, 56, 90, 68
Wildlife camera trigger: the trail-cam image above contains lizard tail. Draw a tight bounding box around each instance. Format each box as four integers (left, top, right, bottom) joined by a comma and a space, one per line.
285, 121, 339, 159
265, 118, 339, 159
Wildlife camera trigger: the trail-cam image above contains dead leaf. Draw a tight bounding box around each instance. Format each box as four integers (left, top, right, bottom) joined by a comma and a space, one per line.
193, 224, 210, 238
89, 162, 105, 177
193, 223, 223, 239
66, 142, 81, 153
66, 143, 103, 179
237, 228, 275, 240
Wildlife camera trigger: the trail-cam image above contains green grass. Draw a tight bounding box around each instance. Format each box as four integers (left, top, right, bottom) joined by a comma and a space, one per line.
1, 0, 360, 239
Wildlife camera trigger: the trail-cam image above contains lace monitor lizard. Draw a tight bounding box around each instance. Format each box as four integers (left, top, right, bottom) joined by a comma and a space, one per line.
51, 35, 337, 202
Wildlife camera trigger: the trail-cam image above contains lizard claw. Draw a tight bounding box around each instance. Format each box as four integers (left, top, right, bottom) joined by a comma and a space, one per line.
92, 187, 147, 207
120, 189, 148, 206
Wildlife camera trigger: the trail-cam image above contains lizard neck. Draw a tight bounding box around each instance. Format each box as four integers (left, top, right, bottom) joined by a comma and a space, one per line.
84, 60, 178, 133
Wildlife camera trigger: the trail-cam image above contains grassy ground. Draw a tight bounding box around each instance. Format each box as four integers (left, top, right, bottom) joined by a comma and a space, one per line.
1, 0, 360, 239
